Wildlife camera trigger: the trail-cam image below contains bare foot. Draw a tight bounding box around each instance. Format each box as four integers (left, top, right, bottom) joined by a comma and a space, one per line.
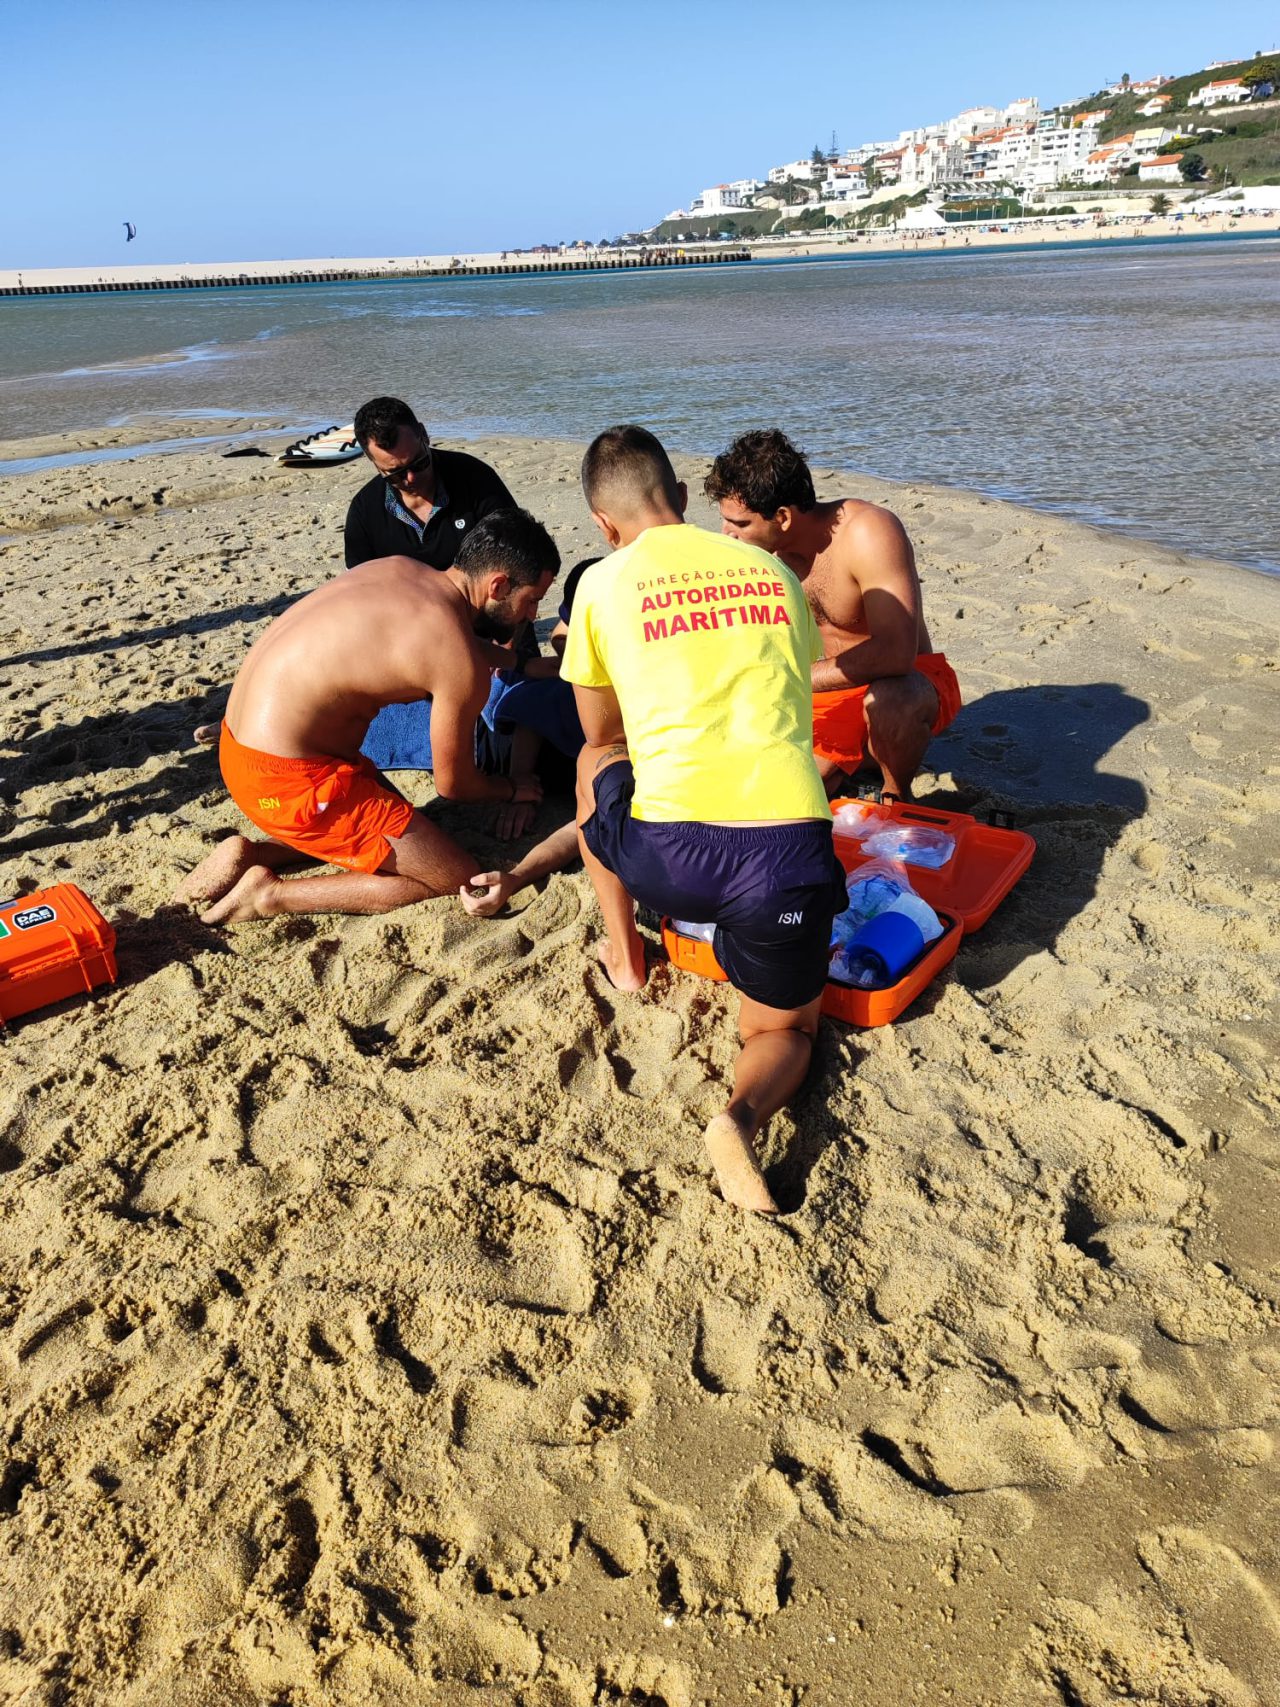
199, 865, 284, 925
174, 834, 262, 906
597, 937, 647, 992
193, 721, 222, 746
703, 1112, 779, 1215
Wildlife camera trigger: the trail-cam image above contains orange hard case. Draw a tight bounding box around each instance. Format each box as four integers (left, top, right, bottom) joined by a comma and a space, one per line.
661, 800, 1034, 1027
0, 884, 118, 1024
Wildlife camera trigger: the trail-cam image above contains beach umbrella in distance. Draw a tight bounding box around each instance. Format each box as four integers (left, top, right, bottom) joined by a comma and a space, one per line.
123, 222, 136, 242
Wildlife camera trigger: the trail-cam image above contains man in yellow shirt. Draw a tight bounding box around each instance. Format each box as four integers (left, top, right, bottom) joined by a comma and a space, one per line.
561, 426, 845, 1215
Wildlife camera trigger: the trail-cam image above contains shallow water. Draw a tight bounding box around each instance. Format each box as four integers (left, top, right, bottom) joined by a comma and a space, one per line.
2, 240, 1278, 572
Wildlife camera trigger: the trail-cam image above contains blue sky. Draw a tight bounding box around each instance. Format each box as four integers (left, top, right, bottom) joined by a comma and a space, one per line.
4, 0, 1276, 267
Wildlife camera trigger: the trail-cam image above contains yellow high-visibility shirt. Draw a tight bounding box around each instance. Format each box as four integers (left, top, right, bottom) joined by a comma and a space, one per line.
561, 524, 830, 823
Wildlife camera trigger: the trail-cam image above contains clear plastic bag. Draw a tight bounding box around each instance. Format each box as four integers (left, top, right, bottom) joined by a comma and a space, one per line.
857, 824, 955, 869
832, 801, 889, 839
672, 919, 715, 943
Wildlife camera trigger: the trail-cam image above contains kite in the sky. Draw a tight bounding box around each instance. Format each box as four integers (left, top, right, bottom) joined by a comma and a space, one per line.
123, 222, 136, 242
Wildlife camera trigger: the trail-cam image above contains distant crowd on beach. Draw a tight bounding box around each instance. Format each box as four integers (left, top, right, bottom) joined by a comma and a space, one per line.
177, 398, 962, 1213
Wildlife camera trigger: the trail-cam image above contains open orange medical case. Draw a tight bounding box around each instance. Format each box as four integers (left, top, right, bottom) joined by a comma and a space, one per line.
0, 884, 118, 1025
661, 799, 1034, 1027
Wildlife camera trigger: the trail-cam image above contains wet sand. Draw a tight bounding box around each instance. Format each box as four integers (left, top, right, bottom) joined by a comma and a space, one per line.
1, 424, 1278, 1705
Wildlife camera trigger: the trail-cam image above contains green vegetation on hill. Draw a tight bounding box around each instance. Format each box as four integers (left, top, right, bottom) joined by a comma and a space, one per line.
834, 188, 930, 229
1058, 55, 1272, 141
943, 195, 1026, 222
647, 210, 779, 242
1054, 54, 1280, 187
1189, 123, 1280, 186
774, 206, 838, 234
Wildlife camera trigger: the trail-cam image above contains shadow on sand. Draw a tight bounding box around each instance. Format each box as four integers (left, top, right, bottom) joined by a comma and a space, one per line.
917, 680, 1149, 988
0, 689, 229, 859
772, 681, 1151, 1208
4, 593, 296, 673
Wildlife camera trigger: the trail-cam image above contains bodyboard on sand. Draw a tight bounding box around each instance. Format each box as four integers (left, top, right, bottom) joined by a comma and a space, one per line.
277, 423, 361, 467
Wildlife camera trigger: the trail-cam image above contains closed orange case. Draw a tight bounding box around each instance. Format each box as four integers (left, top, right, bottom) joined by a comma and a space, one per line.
661, 800, 1034, 1027
0, 884, 118, 1024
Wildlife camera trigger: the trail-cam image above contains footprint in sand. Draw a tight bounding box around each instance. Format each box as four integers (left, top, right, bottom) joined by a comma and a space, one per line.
860, 1370, 1092, 1498
1115, 1342, 1280, 1441
771, 1417, 960, 1546
1139, 1528, 1280, 1702
691, 1298, 768, 1394
630, 1465, 800, 1623
1035, 1580, 1256, 1707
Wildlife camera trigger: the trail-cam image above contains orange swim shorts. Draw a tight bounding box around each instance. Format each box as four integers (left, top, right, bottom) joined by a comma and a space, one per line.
811, 653, 962, 771
219, 724, 414, 874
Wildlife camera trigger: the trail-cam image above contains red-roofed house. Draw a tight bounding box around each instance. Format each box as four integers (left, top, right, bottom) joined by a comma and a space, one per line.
1138, 153, 1185, 182
1189, 78, 1249, 106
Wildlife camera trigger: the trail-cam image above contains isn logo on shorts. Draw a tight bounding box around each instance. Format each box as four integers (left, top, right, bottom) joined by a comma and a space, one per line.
258, 795, 282, 811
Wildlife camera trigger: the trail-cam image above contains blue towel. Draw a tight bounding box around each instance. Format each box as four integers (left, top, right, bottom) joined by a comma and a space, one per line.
361, 698, 436, 771
360, 676, 512, 773
361, 675, 583, 773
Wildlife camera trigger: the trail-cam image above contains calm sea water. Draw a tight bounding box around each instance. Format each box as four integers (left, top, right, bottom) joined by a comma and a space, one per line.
2, 239, 1278, 573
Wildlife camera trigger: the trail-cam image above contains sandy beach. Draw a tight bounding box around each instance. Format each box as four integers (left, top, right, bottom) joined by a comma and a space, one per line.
2, 423, 1279, 1705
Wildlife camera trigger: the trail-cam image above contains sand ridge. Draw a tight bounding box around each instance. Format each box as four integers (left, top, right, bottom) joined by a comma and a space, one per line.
1, 426, 1279, 1704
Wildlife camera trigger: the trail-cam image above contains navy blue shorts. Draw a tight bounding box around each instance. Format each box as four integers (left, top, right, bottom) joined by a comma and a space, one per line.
583, 760, 846, 1011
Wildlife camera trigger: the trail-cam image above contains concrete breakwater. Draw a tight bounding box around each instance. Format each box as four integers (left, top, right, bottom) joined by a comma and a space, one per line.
0, 248, 750, 298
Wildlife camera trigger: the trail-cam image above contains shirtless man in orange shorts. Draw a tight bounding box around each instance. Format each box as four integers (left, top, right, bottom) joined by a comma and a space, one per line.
705, 429, 960, 801
175, 509, 562, 924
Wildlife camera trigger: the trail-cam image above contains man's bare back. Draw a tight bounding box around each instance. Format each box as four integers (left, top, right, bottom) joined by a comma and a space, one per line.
227, 556, 492, 761
177, 511, 561, 924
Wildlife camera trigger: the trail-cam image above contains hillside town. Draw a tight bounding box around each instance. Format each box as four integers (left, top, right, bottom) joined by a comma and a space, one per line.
658, 54, 1279, 235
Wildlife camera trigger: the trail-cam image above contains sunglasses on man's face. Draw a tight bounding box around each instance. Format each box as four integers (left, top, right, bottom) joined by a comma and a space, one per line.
380, 441, 433, 486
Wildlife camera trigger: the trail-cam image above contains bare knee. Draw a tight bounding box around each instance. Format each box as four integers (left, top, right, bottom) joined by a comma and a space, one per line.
738, 995, 823, 1048
864, 673, 937, 748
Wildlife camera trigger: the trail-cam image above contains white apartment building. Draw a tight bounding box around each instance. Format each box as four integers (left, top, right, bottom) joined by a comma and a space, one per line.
993, 123, 1100, 189
945, 105, 1002, 142
840, 140, 892, 165
1132, 126, 1175, 156
820, 167, 868, 201
991, 125, 1038, 181
728, 178, 762, 198
1138, 95, 1173, 116
690, 185, 743, 214
767, 160, 821, 184
1003, 97, 1039, 123
898, 139, 948, 190
1075, 146, 1124, 183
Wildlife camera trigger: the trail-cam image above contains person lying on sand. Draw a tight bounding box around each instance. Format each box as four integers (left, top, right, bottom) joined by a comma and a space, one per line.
561, 427, 847, 1216
176, 509, 577, 923
459, 556, 596, 917
705, 429, 960, 801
